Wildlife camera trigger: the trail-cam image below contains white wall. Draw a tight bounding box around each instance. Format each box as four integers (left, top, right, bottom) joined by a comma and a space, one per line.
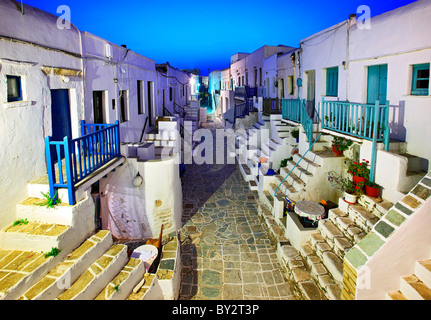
348, 0, 431, 162
356, 197, 431, 300
82, 32, 157, 143
299, 20, 349, 106
99, 153, 182, 240
0, 1, 84, 229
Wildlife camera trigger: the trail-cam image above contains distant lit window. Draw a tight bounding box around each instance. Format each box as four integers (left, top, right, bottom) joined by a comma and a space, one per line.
326, 67, 338, 97
7, 75, 22, 102
411, 63, 429, 96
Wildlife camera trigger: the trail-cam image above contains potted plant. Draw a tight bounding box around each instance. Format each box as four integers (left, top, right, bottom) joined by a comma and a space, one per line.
342, 179, 364, 204
348, 159, 370, 183
342, 179, 357, 204
365, 181, 381, 197
291, 129, 299, 143
331, 136, 352, 156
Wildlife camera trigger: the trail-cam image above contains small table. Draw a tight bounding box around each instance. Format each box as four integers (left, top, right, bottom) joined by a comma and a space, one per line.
294, 200, 325, 224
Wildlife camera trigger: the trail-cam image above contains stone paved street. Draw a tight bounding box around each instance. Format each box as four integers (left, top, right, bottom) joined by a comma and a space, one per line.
178, 117, 297, 300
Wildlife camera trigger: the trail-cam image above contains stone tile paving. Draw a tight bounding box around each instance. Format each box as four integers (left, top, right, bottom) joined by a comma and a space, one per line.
178, 117, 297, 300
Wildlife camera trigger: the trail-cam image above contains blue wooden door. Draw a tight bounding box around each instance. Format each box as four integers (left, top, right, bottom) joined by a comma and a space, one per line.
51, 89, 72, 162
367, 64, 387, 105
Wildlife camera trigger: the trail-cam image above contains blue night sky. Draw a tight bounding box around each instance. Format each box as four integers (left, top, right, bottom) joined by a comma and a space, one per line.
23, 0, 416, 76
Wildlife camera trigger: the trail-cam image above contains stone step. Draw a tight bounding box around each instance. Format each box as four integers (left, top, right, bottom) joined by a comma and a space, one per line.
16, 196, 79, 227
248, 179, 258, 191
279, 169, 306, 190
56, 244, 129, 300
126, 273, 163, 300
19, 230, 113, 300
0, 220, 72, 253
0, 247, 66, 300
416, 259, 431, 288
385, 290, 408, 300
286, 161, 313, 184
348, 203, 379, 233
292, 154, 321, 175
95, 258, 146, 300
400, 274, 431, 300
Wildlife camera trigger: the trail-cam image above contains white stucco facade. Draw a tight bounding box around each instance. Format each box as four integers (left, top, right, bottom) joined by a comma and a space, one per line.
0, 0, 84, 229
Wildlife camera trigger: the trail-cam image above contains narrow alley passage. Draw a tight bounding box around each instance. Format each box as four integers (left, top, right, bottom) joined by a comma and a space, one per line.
178, 117, 297, 300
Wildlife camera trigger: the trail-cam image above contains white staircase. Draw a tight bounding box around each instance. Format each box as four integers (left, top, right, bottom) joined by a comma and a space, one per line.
386, 253, 431, 300
0, 176, 180, 300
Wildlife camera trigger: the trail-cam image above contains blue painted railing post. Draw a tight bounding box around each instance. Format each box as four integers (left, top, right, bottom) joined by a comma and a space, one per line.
80, 120, 86, 137
114, 120, 121, 156
383, 100, 390, 151
369, 101, 380, 183
63, 136, 76, 205
45, 136, 56, 200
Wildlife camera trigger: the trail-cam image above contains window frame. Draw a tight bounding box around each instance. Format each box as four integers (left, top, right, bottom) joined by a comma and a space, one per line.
411, 63, 430, 96
7, 75, 23, 102
326, 66, 339, 97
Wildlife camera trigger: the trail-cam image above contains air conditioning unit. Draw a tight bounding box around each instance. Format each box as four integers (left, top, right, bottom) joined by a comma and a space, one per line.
105, 43, 113, 60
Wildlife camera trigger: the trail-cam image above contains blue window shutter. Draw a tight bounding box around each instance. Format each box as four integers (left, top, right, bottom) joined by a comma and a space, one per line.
326, 67, 338, 97
411, 63, 430, 96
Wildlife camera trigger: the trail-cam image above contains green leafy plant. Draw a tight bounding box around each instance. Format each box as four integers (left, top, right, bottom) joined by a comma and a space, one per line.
291, 129, 299, 139
342, 179, 364, 196
13, 218, 29, 226
365, 181, 381, 188
348, 159, 370, 179
44, 247, 61, 259
39, 191, 61, 208
113, 284, 120, 292
332, 136, 352, 151
280, 157, 292, 168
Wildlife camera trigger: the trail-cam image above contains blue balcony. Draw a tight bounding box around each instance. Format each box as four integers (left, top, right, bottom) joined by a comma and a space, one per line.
45, 120, 122, 205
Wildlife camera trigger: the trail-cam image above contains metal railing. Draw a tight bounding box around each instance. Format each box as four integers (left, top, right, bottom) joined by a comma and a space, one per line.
321, 99, 390, 144
282, 98, 302, 123
45, 120, 121, 205
262, 98, 282, 114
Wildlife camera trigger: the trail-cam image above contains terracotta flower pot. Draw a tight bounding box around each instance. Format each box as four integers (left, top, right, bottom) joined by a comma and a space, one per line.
365, 185, 380, 197
332, 145, 343, 156
352, 175, 367, 183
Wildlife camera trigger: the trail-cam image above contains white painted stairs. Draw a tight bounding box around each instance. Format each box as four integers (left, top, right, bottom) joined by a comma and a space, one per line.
386, 253, 431, 300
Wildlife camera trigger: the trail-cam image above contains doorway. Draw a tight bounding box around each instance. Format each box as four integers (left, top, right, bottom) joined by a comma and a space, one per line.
367, 64, 388, 105
93, 91, 105, 124
306, 70, 316, 120
50, 89, 72, 162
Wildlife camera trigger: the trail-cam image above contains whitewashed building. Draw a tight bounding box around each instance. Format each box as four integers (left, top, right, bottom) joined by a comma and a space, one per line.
81, 32, 158, 142
0, 0, 84, 229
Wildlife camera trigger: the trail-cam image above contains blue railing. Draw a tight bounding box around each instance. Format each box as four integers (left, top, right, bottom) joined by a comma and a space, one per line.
282, 98, 302, 123
45, 120, 121, 205
321, 98, 390, 181
300, 100, 314, 150
321, 99, 390, 144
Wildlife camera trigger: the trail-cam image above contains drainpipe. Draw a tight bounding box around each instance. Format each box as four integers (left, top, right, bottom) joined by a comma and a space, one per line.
346, 14, 356, 102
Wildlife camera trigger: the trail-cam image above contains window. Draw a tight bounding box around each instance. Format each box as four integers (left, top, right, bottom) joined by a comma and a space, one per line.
169, 87, 173, 101
137, 80, 144, 114
411, 63, 430, 96
7, 75, 22, 102
119, 90, 128, 123
326, 67, 338, 97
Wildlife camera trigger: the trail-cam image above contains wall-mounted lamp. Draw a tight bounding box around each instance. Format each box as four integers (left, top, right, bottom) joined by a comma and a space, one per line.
133, 172, 143, 187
